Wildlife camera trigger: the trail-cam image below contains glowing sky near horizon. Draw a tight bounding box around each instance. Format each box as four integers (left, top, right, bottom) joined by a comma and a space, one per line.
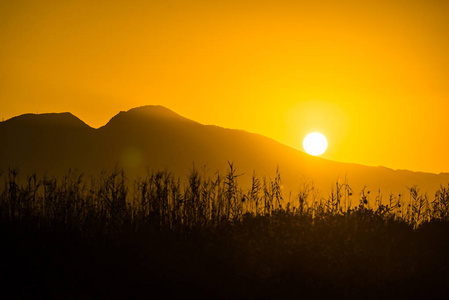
1, 0, 449, 173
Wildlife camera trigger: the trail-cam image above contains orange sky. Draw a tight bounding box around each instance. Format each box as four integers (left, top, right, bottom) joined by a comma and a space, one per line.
1, 0, 448, 174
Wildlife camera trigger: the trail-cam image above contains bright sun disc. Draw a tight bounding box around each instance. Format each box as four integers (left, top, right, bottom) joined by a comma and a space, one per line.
303, 132, 328, 156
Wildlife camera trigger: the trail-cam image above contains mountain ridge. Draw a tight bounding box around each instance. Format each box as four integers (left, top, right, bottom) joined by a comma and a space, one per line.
1, 105, 448, 198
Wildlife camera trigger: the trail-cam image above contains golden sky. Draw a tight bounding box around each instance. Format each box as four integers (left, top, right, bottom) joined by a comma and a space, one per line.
1, 0, 448, 173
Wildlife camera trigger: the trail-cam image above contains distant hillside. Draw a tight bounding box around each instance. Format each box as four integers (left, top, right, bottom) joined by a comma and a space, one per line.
1, 105, 448, 198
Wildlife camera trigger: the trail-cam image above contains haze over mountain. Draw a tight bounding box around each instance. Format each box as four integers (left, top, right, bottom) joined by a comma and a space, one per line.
1, 105, 448, 199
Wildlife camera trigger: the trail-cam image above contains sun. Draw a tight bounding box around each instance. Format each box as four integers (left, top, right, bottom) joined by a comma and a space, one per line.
303, 132, 328, 156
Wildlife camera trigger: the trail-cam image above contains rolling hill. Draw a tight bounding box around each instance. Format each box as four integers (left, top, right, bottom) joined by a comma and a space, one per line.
1, 105, 448, 199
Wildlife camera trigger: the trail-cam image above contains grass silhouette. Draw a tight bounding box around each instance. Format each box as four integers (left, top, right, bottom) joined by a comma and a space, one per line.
1, 164, 449, 299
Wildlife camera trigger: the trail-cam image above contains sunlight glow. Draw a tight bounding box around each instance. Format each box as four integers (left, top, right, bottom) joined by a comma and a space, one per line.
303, 132, 328, 156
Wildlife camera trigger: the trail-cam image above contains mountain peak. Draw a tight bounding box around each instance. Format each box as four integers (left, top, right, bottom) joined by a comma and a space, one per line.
126, 105, 190, 119
1, 112, 91, 129
101, 105, 198, 129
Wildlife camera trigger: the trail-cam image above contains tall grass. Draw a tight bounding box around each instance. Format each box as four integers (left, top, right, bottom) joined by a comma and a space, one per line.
1, 165, 448, 233
2, 165, 449, 299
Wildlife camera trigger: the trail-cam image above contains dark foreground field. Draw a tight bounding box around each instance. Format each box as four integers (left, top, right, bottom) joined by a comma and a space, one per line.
1, 167, 449, 299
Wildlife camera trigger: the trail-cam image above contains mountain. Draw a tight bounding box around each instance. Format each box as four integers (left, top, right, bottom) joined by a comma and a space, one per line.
1, 105, 448, 199
0, 112, 93, 174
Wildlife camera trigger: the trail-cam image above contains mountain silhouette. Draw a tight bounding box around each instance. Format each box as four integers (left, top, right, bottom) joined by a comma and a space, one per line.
1, 105, 448, 198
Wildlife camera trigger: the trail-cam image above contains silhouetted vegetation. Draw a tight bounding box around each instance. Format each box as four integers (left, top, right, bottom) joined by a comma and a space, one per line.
1, 164, 449, 299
